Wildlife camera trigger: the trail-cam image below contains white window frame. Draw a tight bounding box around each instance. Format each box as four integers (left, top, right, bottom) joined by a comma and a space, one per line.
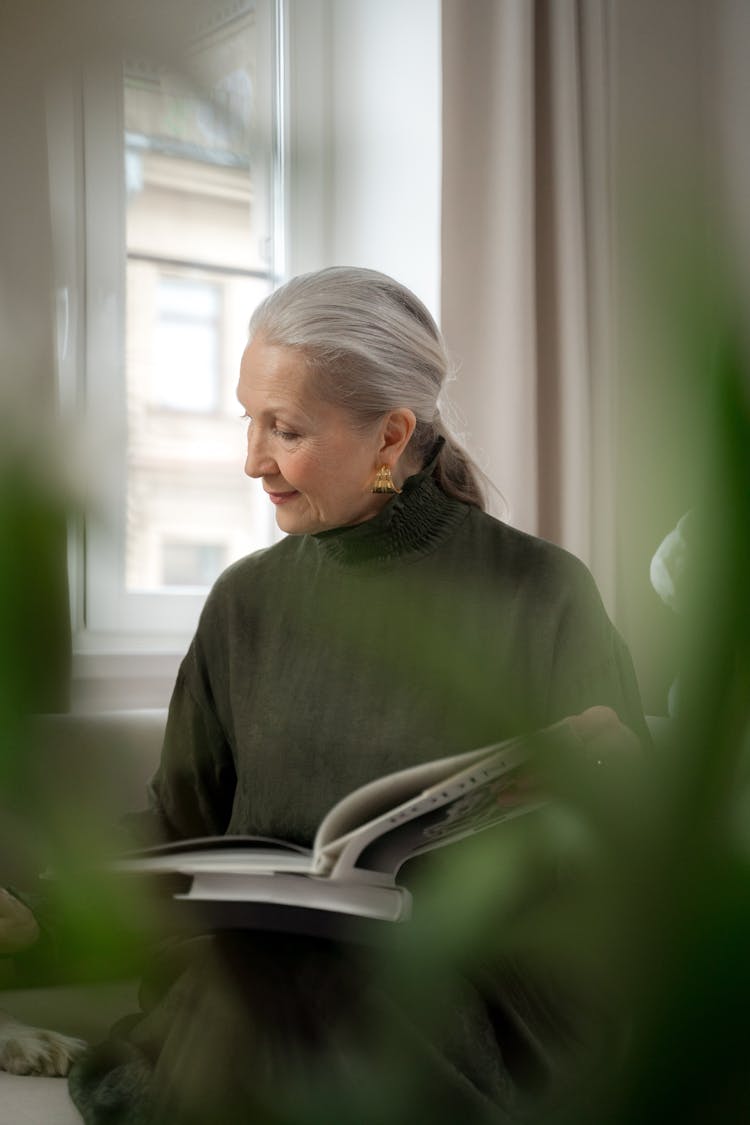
85, 0, 280, 641
45, 0, 304, 709
48, 0, 440, 709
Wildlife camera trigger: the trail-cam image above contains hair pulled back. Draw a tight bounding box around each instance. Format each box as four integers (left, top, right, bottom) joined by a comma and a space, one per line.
248, 267, 485, 510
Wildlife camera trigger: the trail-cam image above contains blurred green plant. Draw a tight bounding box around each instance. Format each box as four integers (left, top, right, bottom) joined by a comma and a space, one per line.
3, 300, 749, 1123
261, 220, 750, 1124
0, 435, 73, 904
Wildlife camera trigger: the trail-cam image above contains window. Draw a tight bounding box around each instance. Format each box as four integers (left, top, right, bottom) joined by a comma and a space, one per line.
46, 0, 442, 707
71, 0, 280, 642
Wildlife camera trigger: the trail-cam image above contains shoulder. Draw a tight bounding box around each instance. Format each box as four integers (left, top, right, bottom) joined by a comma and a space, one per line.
460, 505, 599, 605
180, 536, 308, 684
194, 535, 305, 630
214, 534, 299, 587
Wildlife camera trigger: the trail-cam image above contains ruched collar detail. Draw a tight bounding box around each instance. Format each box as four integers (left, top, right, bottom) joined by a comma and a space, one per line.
310, 446, 469, 568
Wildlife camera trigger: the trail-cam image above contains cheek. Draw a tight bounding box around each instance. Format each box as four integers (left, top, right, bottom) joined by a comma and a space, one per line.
320, 437, 368, 482
284, 448, 329, 493
285, 438, 367, 506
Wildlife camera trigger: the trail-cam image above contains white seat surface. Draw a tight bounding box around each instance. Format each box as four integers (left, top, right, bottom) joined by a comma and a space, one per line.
0, 1071, 83, 1124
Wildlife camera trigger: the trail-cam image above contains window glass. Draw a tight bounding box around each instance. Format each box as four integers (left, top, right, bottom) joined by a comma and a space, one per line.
151, 278, 221, 413
122, 6, 274, 596
161, 541, 227, 588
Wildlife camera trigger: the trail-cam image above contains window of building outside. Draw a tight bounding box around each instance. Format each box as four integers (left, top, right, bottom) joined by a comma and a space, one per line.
161, 540, 227, 587
150, 277, 222, 414
122, 10, 277, 601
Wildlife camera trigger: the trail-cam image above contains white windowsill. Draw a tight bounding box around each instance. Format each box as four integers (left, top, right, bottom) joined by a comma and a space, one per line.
72, 644, 185, 712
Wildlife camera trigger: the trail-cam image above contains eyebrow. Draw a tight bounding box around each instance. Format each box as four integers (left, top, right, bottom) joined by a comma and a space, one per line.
235, 393, 316, 426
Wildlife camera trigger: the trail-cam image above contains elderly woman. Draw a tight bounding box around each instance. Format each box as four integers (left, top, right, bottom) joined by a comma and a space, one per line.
5, 268, 646, 1122
131, 267, 645, 843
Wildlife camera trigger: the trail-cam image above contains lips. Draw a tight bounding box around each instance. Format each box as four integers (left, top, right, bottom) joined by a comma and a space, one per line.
266, 489, 299, 505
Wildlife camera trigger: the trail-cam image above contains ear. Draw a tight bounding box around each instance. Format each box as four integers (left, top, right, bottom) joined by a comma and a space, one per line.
377, 409, 417, 467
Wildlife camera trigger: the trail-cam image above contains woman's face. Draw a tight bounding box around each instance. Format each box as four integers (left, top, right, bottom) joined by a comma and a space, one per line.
237, 337, 398, 535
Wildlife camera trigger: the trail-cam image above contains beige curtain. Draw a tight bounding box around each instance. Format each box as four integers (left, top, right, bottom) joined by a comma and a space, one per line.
441, 0, 615, 607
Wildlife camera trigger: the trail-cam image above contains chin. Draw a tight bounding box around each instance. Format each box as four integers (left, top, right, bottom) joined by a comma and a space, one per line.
275, 511, 314, 535
276, 509, 337, 536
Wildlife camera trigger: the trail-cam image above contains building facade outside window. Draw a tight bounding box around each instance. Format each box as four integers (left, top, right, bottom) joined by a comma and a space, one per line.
122, 11, 276, 598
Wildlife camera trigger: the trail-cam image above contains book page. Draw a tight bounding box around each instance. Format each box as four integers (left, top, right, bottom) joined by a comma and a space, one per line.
315, 722, 578, 879
312, 742, 516, 857
111, 835, 313, 874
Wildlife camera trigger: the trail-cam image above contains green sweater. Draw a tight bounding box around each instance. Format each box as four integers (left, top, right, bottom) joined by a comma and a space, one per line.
146, 461, 646, 847
70, 464, 648, 1124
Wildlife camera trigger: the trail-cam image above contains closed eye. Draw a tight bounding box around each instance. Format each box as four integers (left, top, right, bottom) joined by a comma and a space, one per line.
238, 413, 297, 440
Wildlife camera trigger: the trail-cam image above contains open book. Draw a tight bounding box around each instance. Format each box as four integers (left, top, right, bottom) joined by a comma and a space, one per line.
110, 722, 578, 939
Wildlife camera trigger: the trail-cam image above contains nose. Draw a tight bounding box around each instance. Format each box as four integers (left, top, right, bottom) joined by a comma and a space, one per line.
244, 423, 278, 479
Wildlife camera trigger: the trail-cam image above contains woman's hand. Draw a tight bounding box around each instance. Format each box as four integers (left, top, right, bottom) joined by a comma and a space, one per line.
566, 705, 641, 762
0, 888, 40, 955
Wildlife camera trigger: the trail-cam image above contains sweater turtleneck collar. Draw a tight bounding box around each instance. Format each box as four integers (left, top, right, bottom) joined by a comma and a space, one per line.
309, 440, 469, 567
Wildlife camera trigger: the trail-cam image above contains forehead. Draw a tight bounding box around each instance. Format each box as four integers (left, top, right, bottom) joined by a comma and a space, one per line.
238, 338, 313, 409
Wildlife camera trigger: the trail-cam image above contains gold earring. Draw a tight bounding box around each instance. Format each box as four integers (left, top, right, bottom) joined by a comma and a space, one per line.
370, 465, 402, 494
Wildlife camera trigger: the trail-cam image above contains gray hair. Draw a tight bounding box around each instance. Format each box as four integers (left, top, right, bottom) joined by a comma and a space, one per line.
248, 267, 486, 509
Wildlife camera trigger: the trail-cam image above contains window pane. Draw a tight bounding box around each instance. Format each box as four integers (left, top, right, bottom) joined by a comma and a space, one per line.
157, 277, 220, 319
123, 6, 274, 594
162, 541, 227, 587
152, 278, 220, 412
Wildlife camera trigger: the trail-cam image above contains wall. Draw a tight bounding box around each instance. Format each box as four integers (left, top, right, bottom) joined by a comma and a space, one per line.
287, 0, 442, 318
329, 0, 441, 315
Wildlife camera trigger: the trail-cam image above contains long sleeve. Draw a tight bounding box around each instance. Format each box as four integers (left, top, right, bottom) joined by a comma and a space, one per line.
543, 560, 650, 746
121, 621, 238, 846
142, 652, 237, 842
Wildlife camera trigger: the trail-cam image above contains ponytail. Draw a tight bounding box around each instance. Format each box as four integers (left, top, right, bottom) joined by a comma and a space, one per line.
410, 419, 487, 511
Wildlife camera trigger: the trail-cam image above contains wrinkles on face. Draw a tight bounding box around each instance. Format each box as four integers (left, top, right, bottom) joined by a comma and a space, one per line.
237, 338, 389, 534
